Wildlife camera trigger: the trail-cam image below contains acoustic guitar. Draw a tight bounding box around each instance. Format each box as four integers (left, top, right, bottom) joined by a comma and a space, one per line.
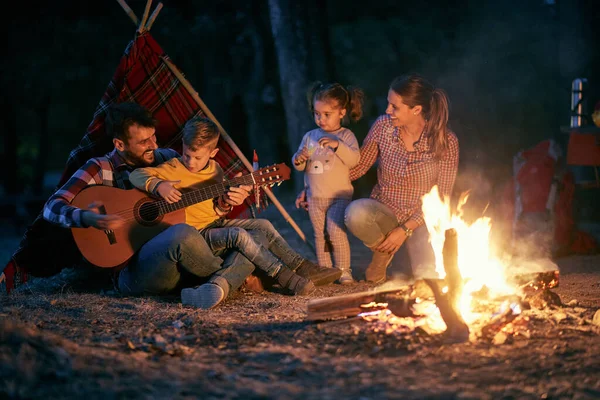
71, 163, 290, 268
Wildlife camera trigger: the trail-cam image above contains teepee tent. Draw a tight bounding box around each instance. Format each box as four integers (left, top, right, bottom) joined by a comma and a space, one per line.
1, 0, 308, 293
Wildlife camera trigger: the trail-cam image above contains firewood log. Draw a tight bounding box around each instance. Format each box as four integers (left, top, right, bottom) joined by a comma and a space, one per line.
425, 228, 470, 343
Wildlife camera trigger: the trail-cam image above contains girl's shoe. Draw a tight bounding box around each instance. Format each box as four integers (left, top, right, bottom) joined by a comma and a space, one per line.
338, 270, 354, 285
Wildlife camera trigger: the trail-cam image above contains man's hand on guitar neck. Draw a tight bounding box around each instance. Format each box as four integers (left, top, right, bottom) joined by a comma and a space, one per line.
223, 184, 252, 207
81, 201, 125, 230
215, 184, 251, 216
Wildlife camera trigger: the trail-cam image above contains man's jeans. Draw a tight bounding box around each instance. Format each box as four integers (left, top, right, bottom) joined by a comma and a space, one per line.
200, 218, 306, 276
344, 198, 438, 279
118, 223, 256, 296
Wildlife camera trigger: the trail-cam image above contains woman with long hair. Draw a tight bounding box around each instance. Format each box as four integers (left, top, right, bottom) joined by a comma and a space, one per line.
344, 74, 459, 283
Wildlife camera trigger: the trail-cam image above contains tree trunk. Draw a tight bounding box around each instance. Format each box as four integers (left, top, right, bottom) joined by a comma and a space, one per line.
239, 0, 282, 168
268, 0, 331, 192
305, 0, 335, 81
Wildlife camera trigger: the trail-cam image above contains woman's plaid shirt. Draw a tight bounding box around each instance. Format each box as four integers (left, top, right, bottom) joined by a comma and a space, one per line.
43, 148, 179, 228
349, 115, 459, 226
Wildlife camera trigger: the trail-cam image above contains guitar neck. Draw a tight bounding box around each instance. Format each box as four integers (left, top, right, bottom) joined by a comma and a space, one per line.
157, 174, 255, 215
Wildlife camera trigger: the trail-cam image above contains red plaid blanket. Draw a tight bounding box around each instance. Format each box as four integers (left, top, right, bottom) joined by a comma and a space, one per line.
3, 32, 266, 292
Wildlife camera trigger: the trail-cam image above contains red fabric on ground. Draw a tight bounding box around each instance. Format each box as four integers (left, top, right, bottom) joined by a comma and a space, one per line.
2, 259, 28, 295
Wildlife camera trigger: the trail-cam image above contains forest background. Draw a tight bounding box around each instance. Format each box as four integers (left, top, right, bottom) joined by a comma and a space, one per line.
1, 0, 599, 228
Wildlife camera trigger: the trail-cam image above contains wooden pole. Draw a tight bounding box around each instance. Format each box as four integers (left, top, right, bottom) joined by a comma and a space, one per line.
145, 2, 163, 31
161, 56, 308, 243
138, 0, 153, 33
116, 0, 139, 26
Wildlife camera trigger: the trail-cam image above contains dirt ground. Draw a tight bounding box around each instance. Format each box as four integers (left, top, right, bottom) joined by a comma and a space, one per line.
1, 198, 600, 399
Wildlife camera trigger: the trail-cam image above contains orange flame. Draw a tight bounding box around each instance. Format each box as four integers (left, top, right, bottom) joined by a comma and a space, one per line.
422, 186, 517, 323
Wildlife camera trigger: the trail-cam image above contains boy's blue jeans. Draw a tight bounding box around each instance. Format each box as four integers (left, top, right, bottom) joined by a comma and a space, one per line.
118, 223, 256, 296
344, 198, 438, 279
199, 218, 306, 277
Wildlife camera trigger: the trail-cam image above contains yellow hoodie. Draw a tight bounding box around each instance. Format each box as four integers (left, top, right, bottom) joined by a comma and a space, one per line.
130, 158, 223, 229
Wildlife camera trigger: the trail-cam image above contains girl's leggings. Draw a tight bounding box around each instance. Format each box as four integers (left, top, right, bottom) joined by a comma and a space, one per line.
308, 197, 351, 272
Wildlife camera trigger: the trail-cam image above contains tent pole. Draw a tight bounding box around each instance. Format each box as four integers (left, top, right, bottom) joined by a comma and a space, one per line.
145, 2, 163, 31
161, 56, 311, 246
138, 0, 153, 32
116, 0, 139, 26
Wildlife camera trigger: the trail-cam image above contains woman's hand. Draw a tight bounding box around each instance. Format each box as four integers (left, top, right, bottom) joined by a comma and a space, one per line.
318, 137, 339, 150
157, 180, 182, 204
375, 227, 407, 254
294, 148, 309, 165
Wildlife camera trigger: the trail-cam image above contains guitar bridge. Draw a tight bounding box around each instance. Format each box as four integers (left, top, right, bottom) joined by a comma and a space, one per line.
104, 229, 117, 245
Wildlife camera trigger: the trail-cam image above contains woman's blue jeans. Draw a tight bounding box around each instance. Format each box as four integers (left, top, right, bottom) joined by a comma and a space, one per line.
344, 198, 438, 279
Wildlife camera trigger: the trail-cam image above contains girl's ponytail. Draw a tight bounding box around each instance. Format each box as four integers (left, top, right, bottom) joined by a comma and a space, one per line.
346, 86, 365, 122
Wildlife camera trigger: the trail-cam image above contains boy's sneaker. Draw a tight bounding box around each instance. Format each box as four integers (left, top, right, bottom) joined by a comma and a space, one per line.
338, 270, 354, 285
295, 260, 342, 286
275, 267, 315, 295
181, 283, 225, 309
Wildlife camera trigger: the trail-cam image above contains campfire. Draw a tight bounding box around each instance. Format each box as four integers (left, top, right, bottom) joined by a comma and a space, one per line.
307, 186, 561, 343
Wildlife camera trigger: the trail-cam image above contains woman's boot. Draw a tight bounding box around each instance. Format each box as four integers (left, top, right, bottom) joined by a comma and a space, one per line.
364, 251, 393, 284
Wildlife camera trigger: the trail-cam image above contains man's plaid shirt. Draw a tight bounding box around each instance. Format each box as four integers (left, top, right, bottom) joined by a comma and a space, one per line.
43, 148, 179, 228
349, 115, 459, 226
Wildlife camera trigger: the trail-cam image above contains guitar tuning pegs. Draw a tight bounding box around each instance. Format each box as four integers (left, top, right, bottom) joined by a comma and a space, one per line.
277, 182, 282, 186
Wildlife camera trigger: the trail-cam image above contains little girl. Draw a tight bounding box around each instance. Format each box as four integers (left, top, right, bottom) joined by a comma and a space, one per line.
292, 82, 363, 284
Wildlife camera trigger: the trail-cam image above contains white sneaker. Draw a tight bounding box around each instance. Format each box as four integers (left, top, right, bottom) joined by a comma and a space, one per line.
338, 270, 354, 285
181, 283, 225, 309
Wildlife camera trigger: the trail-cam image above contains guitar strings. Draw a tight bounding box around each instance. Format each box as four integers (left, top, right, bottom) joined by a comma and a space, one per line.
87, 172, 279, 224
107, 175, 254, 223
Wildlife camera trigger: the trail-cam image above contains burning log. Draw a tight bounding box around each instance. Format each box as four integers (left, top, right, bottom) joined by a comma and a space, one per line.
306, 288, 415, 321
470, 270, 560, 304
511, 270, 560, 291
527, 288, 562, 309
480, 301, 523, 340
425, 228, 470, 343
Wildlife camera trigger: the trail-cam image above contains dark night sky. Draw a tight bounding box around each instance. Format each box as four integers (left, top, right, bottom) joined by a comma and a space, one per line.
2, 0, 599, 199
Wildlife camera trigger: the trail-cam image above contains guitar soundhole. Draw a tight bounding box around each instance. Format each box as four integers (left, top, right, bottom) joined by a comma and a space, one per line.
135, 199, 163, 226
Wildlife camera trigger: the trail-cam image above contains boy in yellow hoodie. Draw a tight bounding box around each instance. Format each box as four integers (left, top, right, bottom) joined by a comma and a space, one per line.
131, 117, 341, 306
